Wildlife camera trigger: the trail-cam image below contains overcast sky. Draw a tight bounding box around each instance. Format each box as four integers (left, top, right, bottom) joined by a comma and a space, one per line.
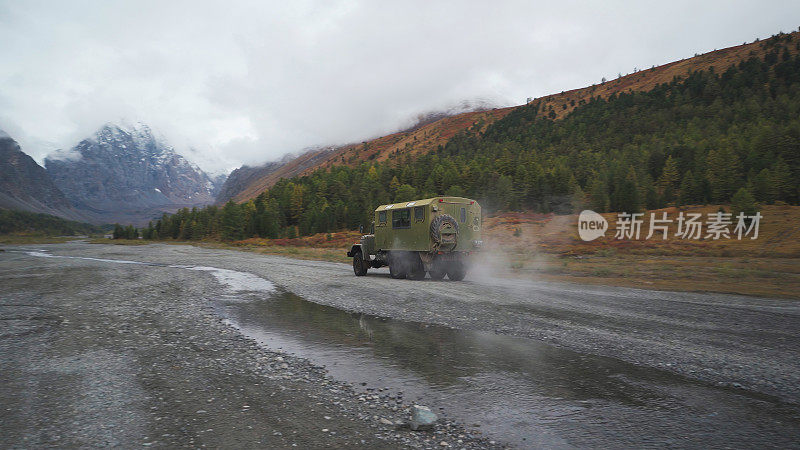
1, 1, 798, 174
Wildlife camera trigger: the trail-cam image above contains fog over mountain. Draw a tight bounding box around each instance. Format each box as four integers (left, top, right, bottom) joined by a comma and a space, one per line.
1, 1, 798, 174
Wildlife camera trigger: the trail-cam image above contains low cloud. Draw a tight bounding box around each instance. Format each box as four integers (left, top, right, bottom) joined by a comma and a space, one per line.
0, 0, 798, 173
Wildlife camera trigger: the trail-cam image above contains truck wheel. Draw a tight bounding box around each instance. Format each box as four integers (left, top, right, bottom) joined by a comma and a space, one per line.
389, 262, 406, 279
353, 250, 368, 276
407, 254, 426, 280
428, 257, 445, 280
388, 253, 406, 279
428, 268, 445, 280
446, 262, 467, 281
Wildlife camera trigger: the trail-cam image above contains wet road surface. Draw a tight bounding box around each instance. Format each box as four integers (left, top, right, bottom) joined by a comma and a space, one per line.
221, 290, 800, 448
2, 242, 799, 448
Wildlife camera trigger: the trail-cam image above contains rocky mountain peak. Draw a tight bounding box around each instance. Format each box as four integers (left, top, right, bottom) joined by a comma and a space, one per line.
44, 122, 224, 224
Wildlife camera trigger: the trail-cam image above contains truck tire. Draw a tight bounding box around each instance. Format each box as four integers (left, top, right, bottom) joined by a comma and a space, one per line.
388, 253, 406, 279
428, 267, 445, 280
430, 214, 459, 248
407, 253, 426, 280
352, 250, 368, 276
428, 256, 446, 280
446, 261, 467, 281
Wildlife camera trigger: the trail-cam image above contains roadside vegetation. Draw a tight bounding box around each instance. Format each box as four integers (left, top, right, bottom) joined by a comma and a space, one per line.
478, 204, 800, 298
0, 208, 105, 237
0, 235, 81, 245
93, 204, 798, 298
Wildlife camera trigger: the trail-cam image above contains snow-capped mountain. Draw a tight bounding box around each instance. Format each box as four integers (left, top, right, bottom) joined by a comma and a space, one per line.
44, 123, 225, 225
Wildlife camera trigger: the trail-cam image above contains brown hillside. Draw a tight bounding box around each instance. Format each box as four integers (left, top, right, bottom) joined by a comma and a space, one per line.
231, 107, 513, 202
531, 31, 800, 119
232, 30, 800, 202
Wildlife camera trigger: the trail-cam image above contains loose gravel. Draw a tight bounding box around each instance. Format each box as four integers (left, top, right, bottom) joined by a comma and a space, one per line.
38, 242, 800, 403
0, 246, 499, 448
3, 241, 799, 448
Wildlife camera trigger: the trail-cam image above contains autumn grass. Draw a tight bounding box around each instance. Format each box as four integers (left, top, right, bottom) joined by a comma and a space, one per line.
0, 235, 88, 245
496, 252, 800, 299
86, 238, 153, 245
82, 205, 800, 299
86, 237, 352, 263
481, 204, 800, 299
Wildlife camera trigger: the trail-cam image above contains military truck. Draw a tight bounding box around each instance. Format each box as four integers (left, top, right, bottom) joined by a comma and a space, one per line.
346, 197, 482, 280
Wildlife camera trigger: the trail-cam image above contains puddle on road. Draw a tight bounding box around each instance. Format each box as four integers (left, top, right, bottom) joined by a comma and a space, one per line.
221, 291, 800, 449
184, 266, 277, 294
19, 250, 277, 295
15, 249, 800, 447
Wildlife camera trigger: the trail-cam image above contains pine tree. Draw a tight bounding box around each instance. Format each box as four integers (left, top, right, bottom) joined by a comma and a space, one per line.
445, 185, 465, 197
190, 220, 202, 240
289, 184, 305, 224
178, 221, 188, 240
242, 200, 257, 237
142, 222, 153, 239
123, 225, 137, 239
588, 175, 610, 212
751, 168, 776, 203
612, 167, 640, 212
220, 201, 244, 241
570, 184, 587, 213
678, 170, 697, 205
495, 175, 514, 210
659, 156, 680, 204
367, 166, 378, 180
395, 184, 417, 202
731, 187, 758, 217
771, 158, 793, 202
706, 147, 742, 202
389, 176, 400, 196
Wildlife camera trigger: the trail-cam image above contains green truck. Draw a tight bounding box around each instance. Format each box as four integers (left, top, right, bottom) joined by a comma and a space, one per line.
347, 197, 482, 280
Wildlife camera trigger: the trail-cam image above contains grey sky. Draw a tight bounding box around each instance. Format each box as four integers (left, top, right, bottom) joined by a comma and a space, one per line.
1, 0, 798, 174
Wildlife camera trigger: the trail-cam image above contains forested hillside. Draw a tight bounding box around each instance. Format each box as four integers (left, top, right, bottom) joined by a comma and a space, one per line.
0, 209, 105, 236
145, 32, 800, 241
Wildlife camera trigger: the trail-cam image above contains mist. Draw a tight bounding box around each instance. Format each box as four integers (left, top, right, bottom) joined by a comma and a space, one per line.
1, 0, 798, 173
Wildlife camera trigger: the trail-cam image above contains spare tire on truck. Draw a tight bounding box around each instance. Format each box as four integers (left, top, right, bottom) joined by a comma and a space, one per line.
430, 213, 459, 251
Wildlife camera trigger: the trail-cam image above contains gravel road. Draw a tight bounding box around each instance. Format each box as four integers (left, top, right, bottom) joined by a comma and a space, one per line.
0, 243, 496, 449
2, 241, 799, 448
